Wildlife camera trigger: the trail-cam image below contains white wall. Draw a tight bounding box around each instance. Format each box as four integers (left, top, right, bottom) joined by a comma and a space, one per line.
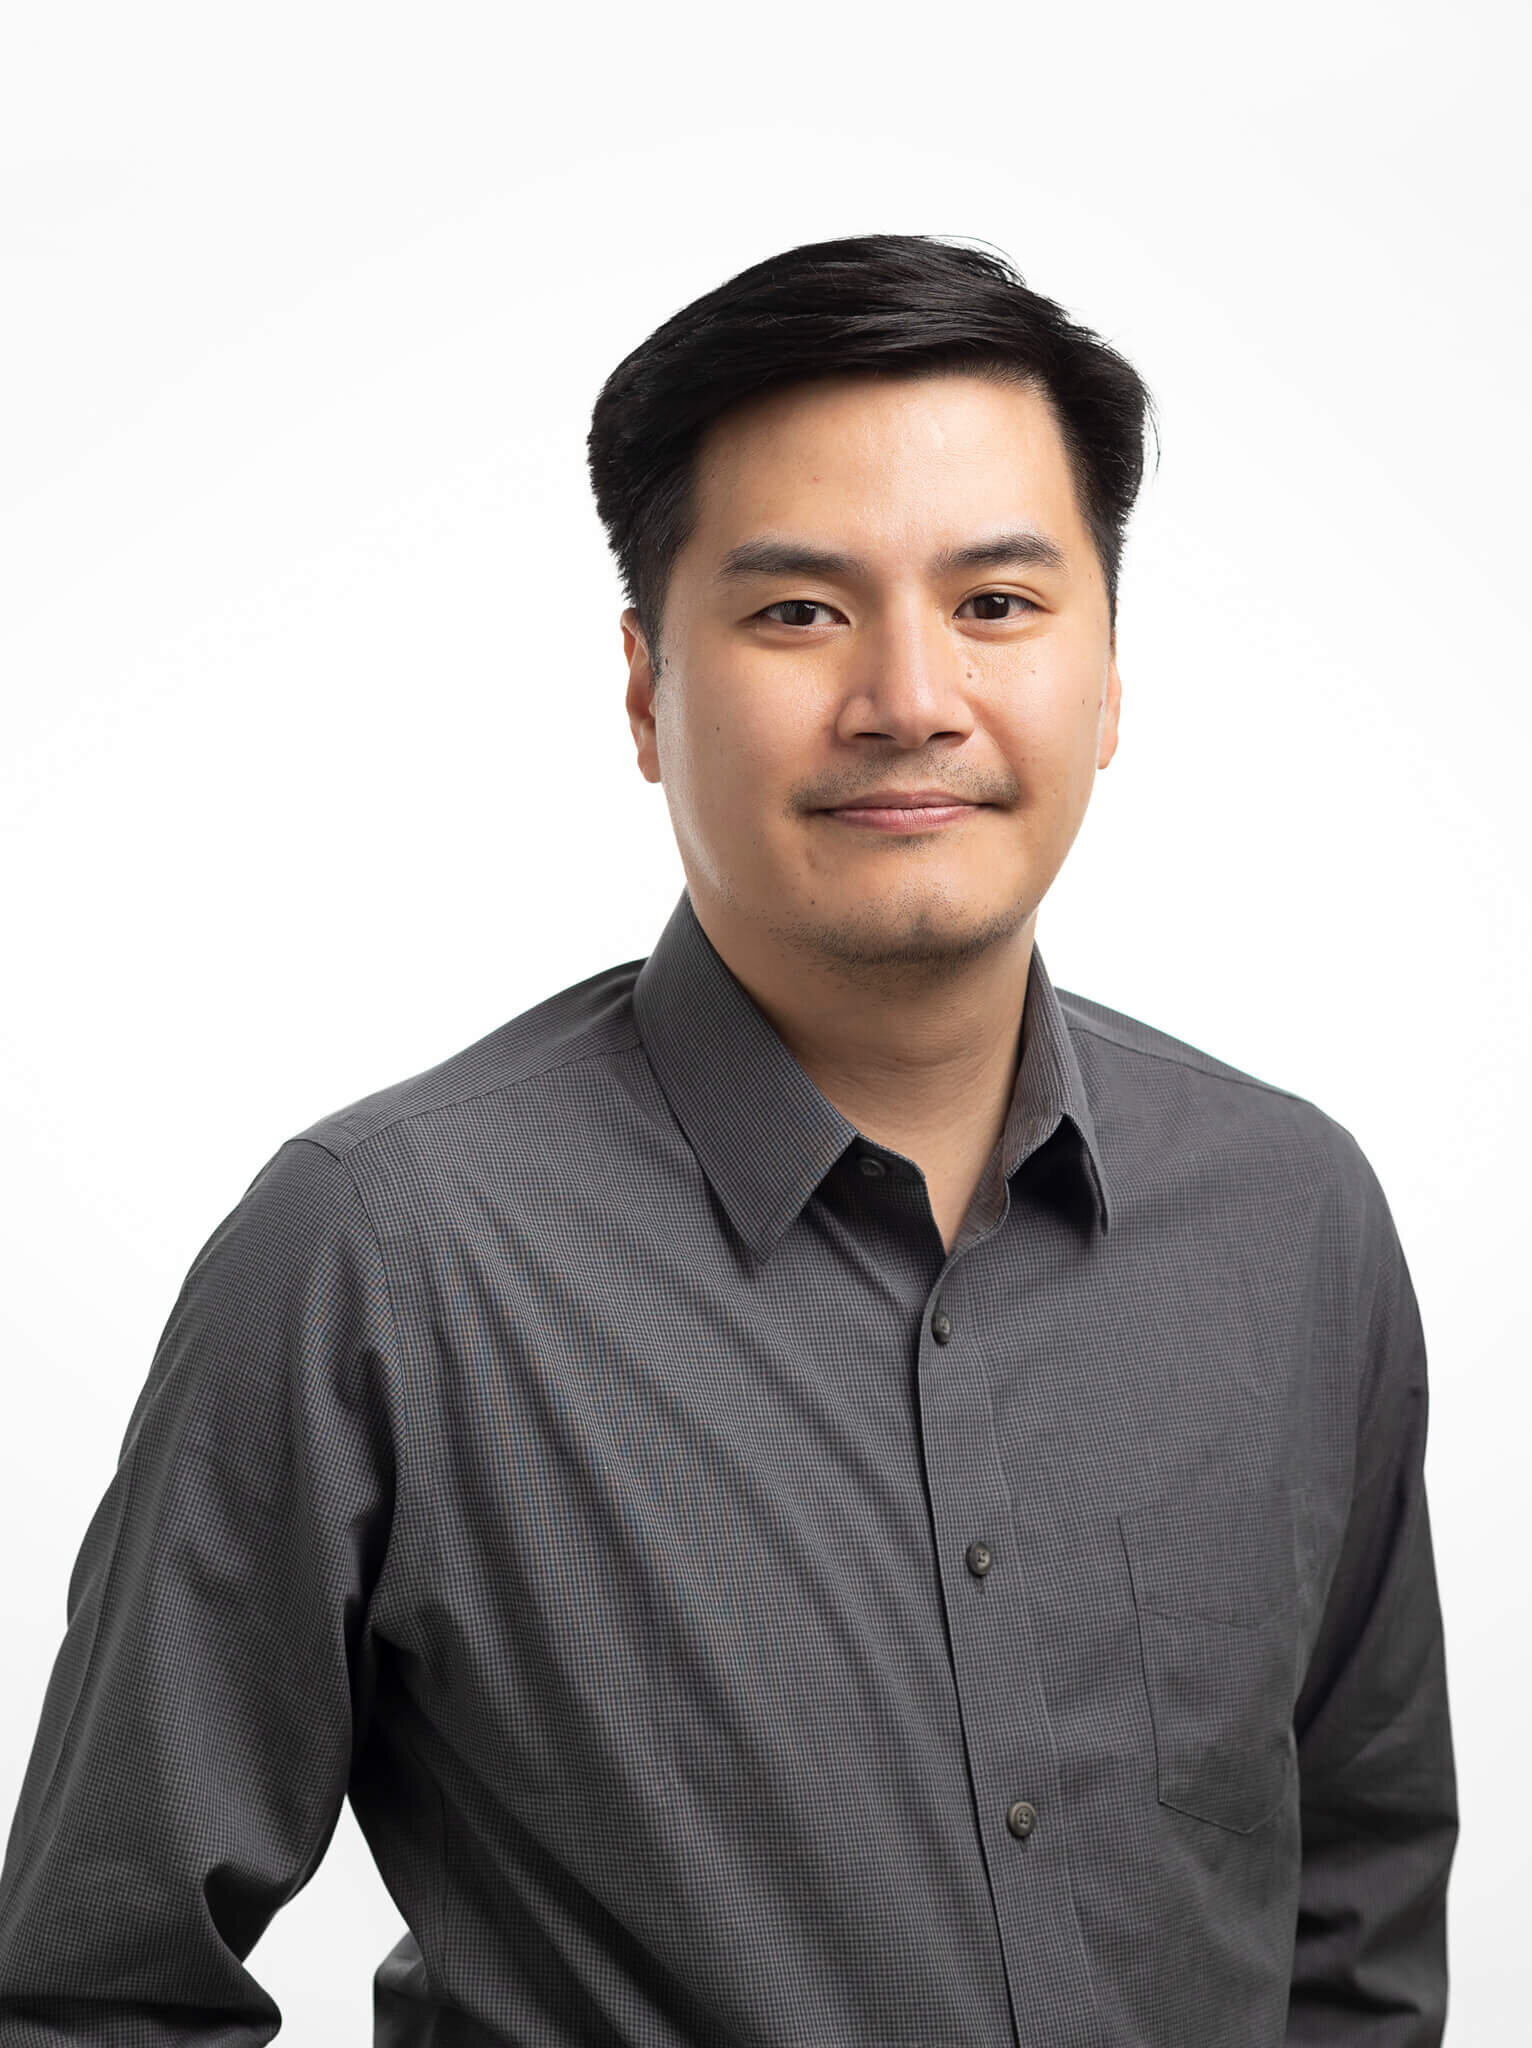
2, 2, 1526, 2038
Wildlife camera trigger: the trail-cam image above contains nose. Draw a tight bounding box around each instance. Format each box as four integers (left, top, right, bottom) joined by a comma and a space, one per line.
834, 592, 977, 750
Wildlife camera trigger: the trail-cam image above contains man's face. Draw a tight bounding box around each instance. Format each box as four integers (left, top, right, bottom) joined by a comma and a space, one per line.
622, 370, 1121, 988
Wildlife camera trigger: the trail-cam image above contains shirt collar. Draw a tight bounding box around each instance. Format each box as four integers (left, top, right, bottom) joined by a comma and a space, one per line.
633, 887, 1112, 1262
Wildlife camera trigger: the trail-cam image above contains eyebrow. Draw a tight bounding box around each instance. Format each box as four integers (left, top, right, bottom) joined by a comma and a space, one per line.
711, 528, 1070, 587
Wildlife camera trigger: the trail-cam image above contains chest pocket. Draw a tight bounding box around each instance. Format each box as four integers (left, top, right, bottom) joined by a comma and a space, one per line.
1118, 1480, 1304, 1835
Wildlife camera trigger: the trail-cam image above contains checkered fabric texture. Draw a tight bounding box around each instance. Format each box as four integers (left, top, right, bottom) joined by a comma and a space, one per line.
0, 888, 1457, 2045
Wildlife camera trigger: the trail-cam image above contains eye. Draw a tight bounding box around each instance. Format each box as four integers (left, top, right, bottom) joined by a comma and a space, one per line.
958, 592, 1040, 620
756, 599, 840, 627
754, 591, 1040, 629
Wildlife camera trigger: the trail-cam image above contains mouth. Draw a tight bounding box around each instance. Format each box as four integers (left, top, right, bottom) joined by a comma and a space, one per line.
819, 801, 986, 835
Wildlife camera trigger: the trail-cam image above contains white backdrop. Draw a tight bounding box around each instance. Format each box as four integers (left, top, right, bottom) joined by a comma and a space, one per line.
2, 2, 1527, 2039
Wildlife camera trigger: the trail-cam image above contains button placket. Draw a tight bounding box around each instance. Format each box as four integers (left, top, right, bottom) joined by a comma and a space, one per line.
931, 1295, 1042, 1852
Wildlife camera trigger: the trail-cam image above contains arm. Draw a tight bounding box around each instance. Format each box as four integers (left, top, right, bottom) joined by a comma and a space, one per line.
1287, 1157, 1459, 2044
0, 1138, 400, 2044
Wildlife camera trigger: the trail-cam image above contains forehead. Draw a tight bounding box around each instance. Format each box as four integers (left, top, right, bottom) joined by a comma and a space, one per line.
686, 371, 1084, 548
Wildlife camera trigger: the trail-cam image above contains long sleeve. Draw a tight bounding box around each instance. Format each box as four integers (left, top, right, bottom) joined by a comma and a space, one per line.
0, 1138, 401, 2044
1287, 1167, 1459, 2044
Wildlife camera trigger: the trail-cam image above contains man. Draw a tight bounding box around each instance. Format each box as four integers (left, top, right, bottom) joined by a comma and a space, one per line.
0, 233, 1456, 2045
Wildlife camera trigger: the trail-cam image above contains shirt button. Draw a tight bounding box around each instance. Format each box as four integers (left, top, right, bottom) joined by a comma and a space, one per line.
859, 1155, 887, 1178
932, 1307, 953, 1344
1006, 1799, 1038, 1840
965, 1541, 992, 1577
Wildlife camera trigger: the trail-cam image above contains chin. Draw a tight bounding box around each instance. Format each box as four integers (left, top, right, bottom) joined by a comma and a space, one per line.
773, 886, 1024, 957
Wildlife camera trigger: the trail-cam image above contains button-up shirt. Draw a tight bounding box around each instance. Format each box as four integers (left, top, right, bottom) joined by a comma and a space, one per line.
0, 887, 1457, 2046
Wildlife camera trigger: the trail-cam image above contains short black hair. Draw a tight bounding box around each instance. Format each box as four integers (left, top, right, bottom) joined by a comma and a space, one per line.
586, 232, 1158, 673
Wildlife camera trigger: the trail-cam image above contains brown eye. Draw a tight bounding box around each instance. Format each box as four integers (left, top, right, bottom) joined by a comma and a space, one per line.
758, 600, 836, 627
960, 593, 1039, 620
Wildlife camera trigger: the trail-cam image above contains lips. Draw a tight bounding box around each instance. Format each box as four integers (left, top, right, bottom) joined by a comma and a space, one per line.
820, 799, 983, 835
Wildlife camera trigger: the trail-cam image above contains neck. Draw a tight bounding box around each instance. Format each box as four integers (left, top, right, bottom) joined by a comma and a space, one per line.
690, 893, 1037, 1166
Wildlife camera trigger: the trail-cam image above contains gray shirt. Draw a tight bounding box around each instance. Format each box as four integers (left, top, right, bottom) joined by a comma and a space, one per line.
0, 887, 1457, 2046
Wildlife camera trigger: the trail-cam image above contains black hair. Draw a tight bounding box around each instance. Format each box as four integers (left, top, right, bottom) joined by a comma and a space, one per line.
586, 232, 1158, 673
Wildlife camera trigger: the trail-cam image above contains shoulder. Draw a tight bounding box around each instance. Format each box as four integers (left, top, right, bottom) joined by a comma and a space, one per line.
284, 955, 648, 1174
1055, 978, 1385, 1229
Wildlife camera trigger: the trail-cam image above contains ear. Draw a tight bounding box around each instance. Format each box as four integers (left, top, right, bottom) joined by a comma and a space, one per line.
1097, 640, 1121, 770
622, 608, 662, 787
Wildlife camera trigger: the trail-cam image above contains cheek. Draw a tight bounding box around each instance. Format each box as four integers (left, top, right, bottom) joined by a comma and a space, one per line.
987, 680, 1104, 811
1008, 657, 1103, 746
668, 707, 778, 842
708, 689, 811, 783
